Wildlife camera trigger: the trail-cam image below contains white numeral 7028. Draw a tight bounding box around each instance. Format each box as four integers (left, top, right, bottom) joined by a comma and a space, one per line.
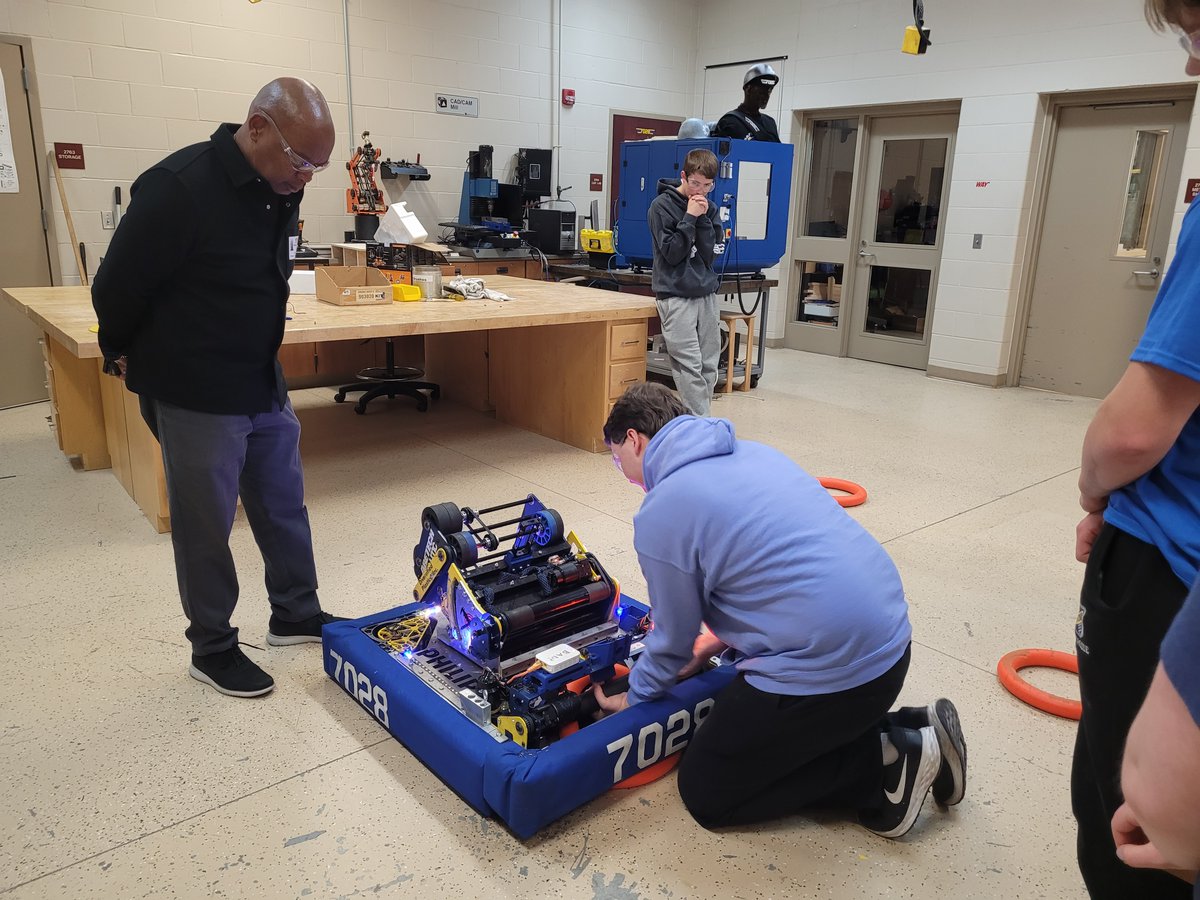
605, 698, 714, 782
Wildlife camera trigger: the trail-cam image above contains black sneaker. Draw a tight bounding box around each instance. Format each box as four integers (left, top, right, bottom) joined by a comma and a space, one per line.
889, 698, 967, 806
266, 611, 346, 646
859, 725, 940, 839
189, 646, 275, 698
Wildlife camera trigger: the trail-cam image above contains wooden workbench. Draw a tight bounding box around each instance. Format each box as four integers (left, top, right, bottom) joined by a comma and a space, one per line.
3, 276, 655, 532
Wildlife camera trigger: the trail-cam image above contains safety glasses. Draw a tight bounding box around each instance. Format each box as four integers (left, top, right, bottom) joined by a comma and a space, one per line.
255, 109, 330, 174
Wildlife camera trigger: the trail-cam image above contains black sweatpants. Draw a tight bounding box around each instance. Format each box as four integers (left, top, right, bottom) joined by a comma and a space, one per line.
1072, 523, 1191, 899
676, 645, 910, 828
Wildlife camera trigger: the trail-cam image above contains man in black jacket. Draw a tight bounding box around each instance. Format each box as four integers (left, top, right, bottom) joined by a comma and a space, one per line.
92, 77, 342, 698
712, 63, 781, 143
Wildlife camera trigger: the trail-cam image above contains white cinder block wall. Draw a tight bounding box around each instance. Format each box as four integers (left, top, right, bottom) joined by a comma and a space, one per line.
0, 0, 696, 286
697, 0, 1200, 379
8, 0, 1198, 384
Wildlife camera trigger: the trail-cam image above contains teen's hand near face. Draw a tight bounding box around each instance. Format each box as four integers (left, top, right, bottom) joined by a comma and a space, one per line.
687, 195, 708, 218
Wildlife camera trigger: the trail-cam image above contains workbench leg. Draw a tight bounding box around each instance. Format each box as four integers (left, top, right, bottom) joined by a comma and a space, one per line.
44, 337, 111, 471
489, 321, 612, 453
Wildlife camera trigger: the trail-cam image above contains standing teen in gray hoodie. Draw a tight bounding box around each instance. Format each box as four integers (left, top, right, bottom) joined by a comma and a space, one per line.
648, 148, 723, 416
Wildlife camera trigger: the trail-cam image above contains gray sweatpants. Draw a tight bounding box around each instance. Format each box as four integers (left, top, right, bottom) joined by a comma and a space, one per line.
656, 293, 719, 416
140, 396, 321, 656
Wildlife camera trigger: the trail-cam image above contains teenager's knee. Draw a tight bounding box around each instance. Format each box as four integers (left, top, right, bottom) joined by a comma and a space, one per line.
677, 757, 735, 828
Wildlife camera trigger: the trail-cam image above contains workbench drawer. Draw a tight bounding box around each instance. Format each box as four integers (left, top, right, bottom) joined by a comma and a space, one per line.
457, 260, 526, 278
608, 360, 644, 399
609, 323, 647, 361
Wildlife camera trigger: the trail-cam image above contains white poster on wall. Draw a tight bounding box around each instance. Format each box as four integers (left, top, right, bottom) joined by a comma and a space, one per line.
0, 69, 18, 193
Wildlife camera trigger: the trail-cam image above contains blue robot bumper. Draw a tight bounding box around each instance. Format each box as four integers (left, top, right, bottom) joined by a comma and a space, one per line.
322, 494, 735, 838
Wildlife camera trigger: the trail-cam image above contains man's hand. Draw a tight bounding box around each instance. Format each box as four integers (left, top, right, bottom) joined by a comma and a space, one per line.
1112, 802, 1199, 883
677, 631, 727, 679
686, 195, 708, 218
1076, 509, 1105, 563
591, 685, 629, 717
102, 356, 128, 381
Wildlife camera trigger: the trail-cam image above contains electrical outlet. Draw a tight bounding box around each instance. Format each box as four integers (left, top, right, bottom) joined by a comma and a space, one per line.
101, 210, 115, 229
972, 233, 983, 249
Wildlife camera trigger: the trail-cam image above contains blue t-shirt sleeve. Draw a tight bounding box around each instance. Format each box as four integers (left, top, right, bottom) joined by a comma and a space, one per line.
1161, 575, 1200, 727
1130, 202, 1200, 382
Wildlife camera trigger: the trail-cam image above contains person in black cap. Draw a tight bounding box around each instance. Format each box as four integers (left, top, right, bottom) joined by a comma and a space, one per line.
712, 63, 781, 143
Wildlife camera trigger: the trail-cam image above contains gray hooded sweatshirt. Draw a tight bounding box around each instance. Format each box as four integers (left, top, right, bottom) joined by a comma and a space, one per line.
647, 178, 722, 299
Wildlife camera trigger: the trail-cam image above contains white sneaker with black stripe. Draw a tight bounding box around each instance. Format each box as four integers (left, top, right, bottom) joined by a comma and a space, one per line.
859, 726, 941, 839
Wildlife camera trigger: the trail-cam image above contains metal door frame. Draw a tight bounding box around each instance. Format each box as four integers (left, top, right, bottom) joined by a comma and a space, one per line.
784, 100, 959, 358
1007, 83, 1198, 387
1, 34, 61, 287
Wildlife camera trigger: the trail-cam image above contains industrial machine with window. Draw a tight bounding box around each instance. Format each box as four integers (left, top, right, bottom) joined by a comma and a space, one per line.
616, 137, 794, 389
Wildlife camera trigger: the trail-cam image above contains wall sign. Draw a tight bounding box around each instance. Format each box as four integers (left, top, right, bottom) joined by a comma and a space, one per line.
590, 173, 603, 191
54, 142, 85, 170
0, 70, 18, 192
1186, 178, 1200, 204
435, 94, 479, 118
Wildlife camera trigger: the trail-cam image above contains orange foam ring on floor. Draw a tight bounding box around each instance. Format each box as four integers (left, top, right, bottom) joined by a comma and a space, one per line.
997, 648, 1082, 720
818, 477, 868, 508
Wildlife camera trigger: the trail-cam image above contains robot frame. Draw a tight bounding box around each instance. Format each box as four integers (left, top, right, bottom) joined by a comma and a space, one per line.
367, 494, 653, 749
322, 493, 736, 836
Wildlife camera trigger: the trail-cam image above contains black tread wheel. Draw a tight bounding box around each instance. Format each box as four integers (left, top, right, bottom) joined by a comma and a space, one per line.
422, 502, 462, 534
447, 531, 478, 568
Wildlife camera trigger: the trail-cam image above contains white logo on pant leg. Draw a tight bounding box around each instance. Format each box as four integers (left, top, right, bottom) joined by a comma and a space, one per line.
1075, 606, 1089, 655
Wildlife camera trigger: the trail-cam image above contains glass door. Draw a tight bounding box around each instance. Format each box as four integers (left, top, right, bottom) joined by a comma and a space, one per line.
848, 115, 956, 368
784, 116, 861, 355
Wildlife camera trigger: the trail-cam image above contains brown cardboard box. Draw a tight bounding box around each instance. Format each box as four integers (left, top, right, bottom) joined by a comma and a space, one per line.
315, 266, 393, 306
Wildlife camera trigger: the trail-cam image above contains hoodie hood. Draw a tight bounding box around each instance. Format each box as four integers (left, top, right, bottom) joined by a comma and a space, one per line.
657, 177, 684, 198
642, 415, 736, 491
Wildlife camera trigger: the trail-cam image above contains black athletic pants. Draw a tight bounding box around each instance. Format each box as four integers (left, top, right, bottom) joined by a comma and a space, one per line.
677, 645, 910, 828
1072, 523, 1191, 899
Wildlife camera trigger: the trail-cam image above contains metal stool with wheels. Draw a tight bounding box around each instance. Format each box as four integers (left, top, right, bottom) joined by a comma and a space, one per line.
719, 310, 756, 393
334, 337, 440, 414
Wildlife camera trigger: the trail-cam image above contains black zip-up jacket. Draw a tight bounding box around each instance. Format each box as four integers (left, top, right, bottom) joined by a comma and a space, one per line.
91, 124, 300, 415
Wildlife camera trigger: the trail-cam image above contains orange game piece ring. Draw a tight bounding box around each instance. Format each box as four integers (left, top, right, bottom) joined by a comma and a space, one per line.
818, 477, 868, 508
997, 648, 1081, 720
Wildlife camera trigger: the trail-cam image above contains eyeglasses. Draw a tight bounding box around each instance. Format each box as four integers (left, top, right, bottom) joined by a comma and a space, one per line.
1177, 28, 1200, 60
686, 177, 715, 193
255, 109, 330, 174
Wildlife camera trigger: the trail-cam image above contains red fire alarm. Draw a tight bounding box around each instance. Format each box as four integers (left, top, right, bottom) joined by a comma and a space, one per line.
561, 88, 575, 107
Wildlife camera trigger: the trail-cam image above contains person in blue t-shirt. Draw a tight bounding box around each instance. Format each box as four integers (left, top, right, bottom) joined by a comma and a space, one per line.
1112, 574, 1200, 894
592, 382, 967, 840
1071, 6, 1200, 895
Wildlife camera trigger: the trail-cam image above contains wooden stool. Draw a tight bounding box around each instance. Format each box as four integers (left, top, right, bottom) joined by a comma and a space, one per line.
719, 310, 756, 393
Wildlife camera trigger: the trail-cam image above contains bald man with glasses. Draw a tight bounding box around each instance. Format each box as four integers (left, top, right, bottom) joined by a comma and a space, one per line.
92, 77, 344, 698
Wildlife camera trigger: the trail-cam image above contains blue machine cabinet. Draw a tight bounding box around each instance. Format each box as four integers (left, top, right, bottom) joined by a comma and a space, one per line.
614, 138, 794, 273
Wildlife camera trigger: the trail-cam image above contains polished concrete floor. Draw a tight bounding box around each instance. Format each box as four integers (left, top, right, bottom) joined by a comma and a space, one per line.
0, 349, 1095, 899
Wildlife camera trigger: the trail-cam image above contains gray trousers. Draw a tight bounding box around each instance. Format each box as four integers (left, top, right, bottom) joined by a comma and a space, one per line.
656, 293, 719, 416
140, 396, 321, 656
